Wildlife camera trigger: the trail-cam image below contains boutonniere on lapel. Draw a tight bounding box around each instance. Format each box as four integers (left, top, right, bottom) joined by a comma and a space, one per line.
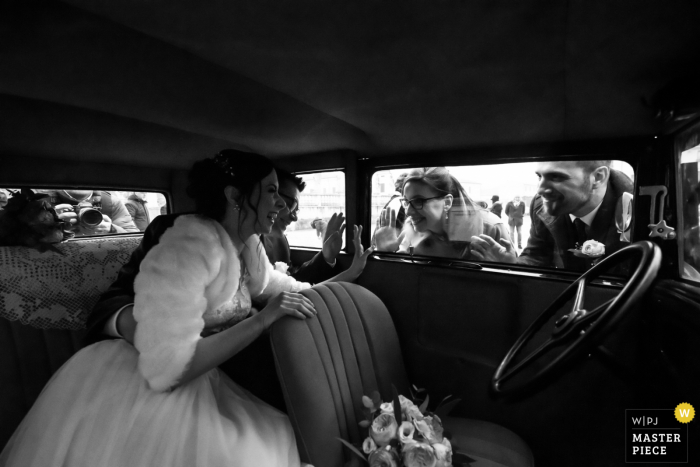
569, 240, 605, 263
273, 261, 290, 275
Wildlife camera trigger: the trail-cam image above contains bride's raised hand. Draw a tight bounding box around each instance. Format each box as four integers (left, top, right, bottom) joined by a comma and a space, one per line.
372, 207, 405, 252
259, 291, 316, 329
345, 225, 375, 279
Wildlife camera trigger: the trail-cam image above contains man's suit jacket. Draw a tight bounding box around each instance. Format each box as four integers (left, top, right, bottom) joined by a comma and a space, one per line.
517, 170, 633, 271
505, 201, 526, 226
125, 195, 151, 231
261, 233, 336, 284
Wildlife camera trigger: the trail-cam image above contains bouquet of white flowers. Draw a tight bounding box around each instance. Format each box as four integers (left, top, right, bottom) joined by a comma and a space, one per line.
338, 386, 473, 467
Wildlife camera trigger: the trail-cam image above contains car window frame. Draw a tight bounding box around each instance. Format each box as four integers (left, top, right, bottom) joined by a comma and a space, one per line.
674, 118, 700, 285
362, 154, 639, 280
284, 168, 348, 251
0, 185, 171, 240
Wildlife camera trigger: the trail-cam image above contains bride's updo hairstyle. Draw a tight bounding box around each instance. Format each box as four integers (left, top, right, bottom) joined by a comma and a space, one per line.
187, 149, 275, 221
401, 167, 476, 211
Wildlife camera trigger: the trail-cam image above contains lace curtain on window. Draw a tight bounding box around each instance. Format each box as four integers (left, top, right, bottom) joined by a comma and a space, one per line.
0, 237, 140, 330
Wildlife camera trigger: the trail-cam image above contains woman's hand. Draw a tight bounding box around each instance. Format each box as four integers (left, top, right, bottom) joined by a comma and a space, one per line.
323, 224, 375, 284
345, 225, 375, 280
259, 291, 316, 329
470, 234, 517, 263
373, 208, 405, 252
322, 212, 346, 264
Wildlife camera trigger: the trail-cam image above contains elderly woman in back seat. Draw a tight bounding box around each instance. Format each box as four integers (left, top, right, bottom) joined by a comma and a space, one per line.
0, 150, 373, 467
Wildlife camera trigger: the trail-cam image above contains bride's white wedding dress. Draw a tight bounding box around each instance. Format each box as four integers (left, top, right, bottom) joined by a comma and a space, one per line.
0, 215, 309, 467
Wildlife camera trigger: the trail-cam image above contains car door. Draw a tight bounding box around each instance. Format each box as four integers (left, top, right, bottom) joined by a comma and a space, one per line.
291, 148, 684, 467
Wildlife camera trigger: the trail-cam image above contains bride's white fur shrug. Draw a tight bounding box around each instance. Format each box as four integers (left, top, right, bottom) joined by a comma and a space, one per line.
133, 215, 309, 391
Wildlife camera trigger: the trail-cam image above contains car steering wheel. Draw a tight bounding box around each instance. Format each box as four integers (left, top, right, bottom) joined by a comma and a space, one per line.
492, 241, 661, 395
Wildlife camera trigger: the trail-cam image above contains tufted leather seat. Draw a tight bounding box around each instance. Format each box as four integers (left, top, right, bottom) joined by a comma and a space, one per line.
270, 282, 534, 467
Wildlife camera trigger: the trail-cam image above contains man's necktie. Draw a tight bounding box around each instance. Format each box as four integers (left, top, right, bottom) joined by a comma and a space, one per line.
573, 218, 588, 247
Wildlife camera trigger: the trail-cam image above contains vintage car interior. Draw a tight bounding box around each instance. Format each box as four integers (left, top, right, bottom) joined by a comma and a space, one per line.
2, 1, 700, 466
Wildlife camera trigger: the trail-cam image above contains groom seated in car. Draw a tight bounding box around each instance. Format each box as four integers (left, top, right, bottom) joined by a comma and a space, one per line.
470, 160, 633, 271
261, 169, 342, 284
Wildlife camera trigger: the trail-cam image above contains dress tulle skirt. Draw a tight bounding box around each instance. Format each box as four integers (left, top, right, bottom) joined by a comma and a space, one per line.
0, 340, 300, 467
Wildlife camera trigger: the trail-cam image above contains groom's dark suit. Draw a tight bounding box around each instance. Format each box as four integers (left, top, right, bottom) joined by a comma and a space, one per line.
261, 233, 336, 284
517, 170, 633, 271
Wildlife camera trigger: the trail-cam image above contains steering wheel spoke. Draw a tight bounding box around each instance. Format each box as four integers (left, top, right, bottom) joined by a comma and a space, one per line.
571, 279, 587, 314
496, 337, 557, 386
492, 241, 662, 395
574, 296, 615, 328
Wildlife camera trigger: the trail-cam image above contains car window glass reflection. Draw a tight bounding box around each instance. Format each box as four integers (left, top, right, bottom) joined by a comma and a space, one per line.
0, 188, 168, 239
371, 160, 634, 274
284, 171, 346, 249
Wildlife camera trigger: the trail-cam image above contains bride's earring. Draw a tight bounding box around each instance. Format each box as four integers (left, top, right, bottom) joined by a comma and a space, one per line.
224, 185, 242, 212
444, 208, 449, 222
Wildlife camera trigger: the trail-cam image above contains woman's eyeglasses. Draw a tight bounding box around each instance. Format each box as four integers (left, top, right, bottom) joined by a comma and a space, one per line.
399, 195, 445, 210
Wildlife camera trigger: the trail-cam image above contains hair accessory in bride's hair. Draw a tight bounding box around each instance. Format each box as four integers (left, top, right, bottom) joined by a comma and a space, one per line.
0, 189, 74, 253
213, 152, 236, 178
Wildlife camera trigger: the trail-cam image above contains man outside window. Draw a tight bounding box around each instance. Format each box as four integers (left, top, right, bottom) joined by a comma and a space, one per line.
52, 189, 139, 235
125, 192, 151, 231
470, 160, 633, 271
489, 195, 502, 218
505, 195, 525, 248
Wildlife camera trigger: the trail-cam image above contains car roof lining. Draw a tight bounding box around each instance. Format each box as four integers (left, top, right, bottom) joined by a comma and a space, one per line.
2, 1, 699, 168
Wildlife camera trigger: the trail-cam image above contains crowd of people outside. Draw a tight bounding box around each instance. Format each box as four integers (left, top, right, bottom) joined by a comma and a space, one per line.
370, 160, 634, 272
0, 189, 167, 237
2, 159, 632, 272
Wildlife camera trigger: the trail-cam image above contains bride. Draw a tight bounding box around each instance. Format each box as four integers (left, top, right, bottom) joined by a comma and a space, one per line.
0, 150, 372, 467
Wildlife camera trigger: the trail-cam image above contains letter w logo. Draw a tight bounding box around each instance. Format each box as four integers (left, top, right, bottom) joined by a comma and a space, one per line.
680, 409, 690, 417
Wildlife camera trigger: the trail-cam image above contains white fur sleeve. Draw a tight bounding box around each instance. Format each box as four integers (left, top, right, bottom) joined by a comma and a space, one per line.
133, 218, 223, 391
256, 259, 311, 302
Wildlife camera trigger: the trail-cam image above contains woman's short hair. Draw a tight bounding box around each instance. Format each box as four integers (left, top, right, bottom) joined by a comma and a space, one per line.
276, 168, 306, 193
186, 149, 275, 220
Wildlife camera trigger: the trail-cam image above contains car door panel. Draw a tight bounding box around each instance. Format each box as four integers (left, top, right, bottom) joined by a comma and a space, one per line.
291, 245, 674, 467
356, 256, 635, 466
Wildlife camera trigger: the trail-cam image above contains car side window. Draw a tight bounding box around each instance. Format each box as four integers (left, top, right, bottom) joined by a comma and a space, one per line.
284, 171, 346, 248
371, 161, 634, 273
0, 188, 168, 239
677, 121, 700, 282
